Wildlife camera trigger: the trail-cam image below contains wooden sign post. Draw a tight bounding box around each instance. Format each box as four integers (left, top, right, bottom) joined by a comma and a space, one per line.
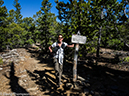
71, 31, 86, 83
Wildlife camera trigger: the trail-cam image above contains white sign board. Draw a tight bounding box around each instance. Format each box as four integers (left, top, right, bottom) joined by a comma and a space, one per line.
71, 34, 86, 44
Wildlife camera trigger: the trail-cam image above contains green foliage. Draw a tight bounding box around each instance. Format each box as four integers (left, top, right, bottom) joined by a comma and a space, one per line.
35, 0, 58, 52
123, 57, 129, 62
25, 39, 34, 45
0, 0, 8, 50
108, 39, 121, 46
55, 0, 129, 58
0, 0, 129, 61
13, 0, 22, 23
21, 17, 35, 45
6, 22, 25, 48
0, 58, 3, 65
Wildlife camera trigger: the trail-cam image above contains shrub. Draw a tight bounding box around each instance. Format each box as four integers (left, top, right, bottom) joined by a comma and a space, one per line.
123, 57, 129, 62
0, 58, 3, 65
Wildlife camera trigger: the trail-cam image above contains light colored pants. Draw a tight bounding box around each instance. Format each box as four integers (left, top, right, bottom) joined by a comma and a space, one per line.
53, 57, 63, 85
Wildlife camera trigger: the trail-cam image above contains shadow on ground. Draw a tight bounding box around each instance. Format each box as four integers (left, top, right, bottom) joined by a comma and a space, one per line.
76, 56, 129, 96
26, 48, 129, 95
4, 62, 29, 95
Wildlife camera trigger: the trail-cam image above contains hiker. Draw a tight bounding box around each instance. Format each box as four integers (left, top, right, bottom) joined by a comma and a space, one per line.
48, 34, 74, 87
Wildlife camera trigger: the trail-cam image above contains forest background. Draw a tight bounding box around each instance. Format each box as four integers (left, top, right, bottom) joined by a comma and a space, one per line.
1, 0, 129, 60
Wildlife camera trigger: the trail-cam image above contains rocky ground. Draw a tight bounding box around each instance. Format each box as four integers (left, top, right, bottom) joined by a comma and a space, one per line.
0, 47, 129, 96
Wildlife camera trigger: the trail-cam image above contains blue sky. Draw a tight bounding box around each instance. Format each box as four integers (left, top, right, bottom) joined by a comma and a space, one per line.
3, 0, 122, 19
3, 0, 69, 18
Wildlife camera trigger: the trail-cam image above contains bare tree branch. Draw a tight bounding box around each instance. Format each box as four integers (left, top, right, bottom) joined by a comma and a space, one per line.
124, 0, 129, 19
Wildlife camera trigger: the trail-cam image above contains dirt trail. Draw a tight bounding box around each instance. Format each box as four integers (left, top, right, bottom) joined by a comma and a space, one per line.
0, 48, 129, 96
0, 48, 82, 96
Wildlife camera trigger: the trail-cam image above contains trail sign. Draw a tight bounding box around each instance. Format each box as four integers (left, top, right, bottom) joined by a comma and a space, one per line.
72, 33, 87, 83
71, 34, 86, 44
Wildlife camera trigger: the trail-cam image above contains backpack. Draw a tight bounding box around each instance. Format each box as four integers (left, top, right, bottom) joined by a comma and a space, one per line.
53, 42, 65, 55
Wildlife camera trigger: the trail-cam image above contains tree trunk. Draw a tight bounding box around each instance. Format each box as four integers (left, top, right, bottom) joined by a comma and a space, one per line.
96, 26, 102, 57
96, 8, 104, 57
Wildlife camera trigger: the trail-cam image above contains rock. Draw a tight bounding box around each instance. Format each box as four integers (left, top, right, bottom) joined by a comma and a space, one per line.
3, 55, 12, 59
42, 76, 46, 80
20, 58, 25, 62
0, 49, 21, 65
19, 80, 25, 86
78, 76, 86, 81
63, 79, 67, 83
11, 49, 17, 52
19, 74, 27, 78
15, 59, 20, 63
23, 79, 27, 83
0, 68, 3, 70
12, 52, 19, 56
27, 87, 38, 91
66, 83, 73, 89
20, 69, 26, 73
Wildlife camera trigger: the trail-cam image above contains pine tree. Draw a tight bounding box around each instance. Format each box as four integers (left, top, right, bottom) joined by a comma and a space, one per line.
4, 0, 25, 49
56, 0, 126, 58
0, 0, 8, 50
89, 0, 125, 56
13, 0, 22, 24
21, 17, 35, 46
55, 0, 93, 57
7, 9, 15, 23
36, 0, 57, 52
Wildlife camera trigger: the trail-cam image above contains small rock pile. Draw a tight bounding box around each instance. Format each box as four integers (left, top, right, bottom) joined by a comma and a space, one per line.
0, 49, 30, 65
